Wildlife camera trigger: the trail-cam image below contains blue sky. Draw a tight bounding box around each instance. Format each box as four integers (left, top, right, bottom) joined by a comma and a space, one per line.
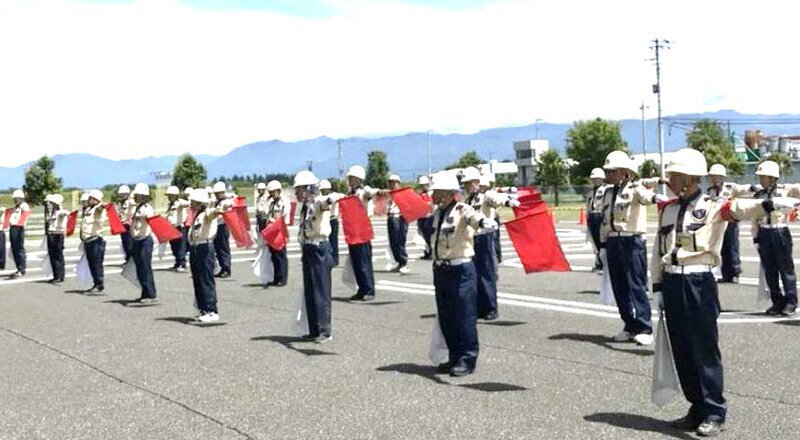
181, 0, 499, 16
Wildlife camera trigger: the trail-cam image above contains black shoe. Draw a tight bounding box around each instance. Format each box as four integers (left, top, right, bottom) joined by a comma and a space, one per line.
668, 415, 700, 431
436, 362, 452, 373
781, 304, 797, 316
216, 272, 231, 279
482, 311, 499, 321
449, 364, 475, 377
349, 294, 364, 301
86, 284, 104, 294
766, 305, 783, 316
696, 419, 725, 437
361, 294, 375, 302
301, 334, 316, 341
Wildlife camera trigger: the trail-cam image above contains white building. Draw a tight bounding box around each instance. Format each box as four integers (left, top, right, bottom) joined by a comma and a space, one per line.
478, 160, 518, 177
514, 140, 549, 185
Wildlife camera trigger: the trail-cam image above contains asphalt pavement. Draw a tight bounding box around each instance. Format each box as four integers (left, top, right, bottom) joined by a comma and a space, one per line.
1, 219, 799, 439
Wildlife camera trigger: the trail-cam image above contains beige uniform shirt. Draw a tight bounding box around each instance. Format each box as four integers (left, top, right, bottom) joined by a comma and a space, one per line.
47, 208, 71, 234
600, 180, 659, 242
166, 199, 190, 227
349, 186, 380, 217
745, 184, 800, 236
255, 193, 270, 218
587, 184, 608, 213
118, 198, 135, 225
431, 201, 486, 261
298, 196, 334, 245
188, 209, 219, 244
214, 197, 234, 225
266, 196, 291, 224
9, 202, 30, 226
328, 193, 342, 219
651, 192, 766, 286
0, 207, 5, 230
130, 203, 155, 239
80, 205, 106, 241
706, 182, 753, 200
464, 190, 507, 235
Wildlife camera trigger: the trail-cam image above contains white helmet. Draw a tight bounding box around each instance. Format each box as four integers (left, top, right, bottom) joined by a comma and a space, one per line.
189, 188, 209, 204
430, 172, 460, 191
132, 182, 150, 196
89, 189, 104, 202
347, 165, 366, 180
118, 185, 131, 195
266, 180, 282, 192
708, 164, 727, 177
460, 167, 481, 183
589, 167, 606, 179
665, 148, 708, 177
184, 187, 194, 196
12, 189, 24, 199
418, 176, 430, 185
47, 194, 64, 205
603, 150, 635, 173
256, 182, 267, 190
388, 174, 400, 182
319, 179, 332, 190
756, 160, 780, 178
80, 192, 90, 202
213, 181, 227, 193
204, 186, 213, 194
166, 185, 179, 195
479, 175, 491, 187
294, 170, 319, 188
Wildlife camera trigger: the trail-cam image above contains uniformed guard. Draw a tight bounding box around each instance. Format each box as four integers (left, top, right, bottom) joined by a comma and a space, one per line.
254, 182, 269, 232
295, 170, 338, 343
600, 151, 665, 345
44, 194, 69, 284
81, 190, 107, 293
429, 171, 495, 376
80, 192, 90, 212
416, 176, 434, 260
319, 179, 341, 266
165, 185, 190, 272
651, 148, 773, 437
0, 205, 6, 270
586, 167, 607, 271
130, 183, 157, 303
706, 164, 752, 284
748, 160, 800, 316
212, 181, 234, 278
117, 185, 134, 263
481, 173, 505, 264
187, 188, 222, 323
461, 167, 518, 321
345, 165, 380, 301
385, 174, 411, 274
7, 189, 30, 278
265, 180, 290, 286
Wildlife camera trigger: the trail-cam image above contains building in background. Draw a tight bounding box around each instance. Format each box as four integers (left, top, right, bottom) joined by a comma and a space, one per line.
514, 140, 549, 185
478, 160, 518, 180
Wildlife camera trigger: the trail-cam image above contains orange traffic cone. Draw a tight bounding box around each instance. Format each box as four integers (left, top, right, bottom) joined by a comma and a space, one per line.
578, 207, 587, 225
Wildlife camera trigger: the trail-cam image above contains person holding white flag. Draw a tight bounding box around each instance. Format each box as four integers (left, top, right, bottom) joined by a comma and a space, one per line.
7, 189, 30, 278
80, 190, 108, 293
165, 185, 190, 272
127, 183, 158, 304
651, 148, 785, 437
44, 194, 70, 284
319, 180, 342, 266
187, 189, 225, 323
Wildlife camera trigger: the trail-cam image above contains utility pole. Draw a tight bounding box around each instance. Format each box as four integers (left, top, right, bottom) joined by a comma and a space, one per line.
534, 118, 543, 139
640, 102, 649, 161
427, 130, 432, 175
650, 38, 671, 179
306, 160, 313, 171
337, 139, 344, 180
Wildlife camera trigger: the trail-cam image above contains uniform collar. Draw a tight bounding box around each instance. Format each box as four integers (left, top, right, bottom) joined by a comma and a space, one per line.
680, 189, 702, 205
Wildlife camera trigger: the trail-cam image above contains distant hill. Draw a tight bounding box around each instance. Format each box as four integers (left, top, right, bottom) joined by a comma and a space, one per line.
4, 110, 800, 188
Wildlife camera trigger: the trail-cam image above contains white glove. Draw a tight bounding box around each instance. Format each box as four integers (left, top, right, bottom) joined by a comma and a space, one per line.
772, 197, 799, 210
507, 199, 521, 208
654, 194, 669, 203
481, 218, 498, 230
326, 192, 345, 203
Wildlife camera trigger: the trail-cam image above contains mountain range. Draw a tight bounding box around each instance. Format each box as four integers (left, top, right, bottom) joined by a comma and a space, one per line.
3, 110, 799, 188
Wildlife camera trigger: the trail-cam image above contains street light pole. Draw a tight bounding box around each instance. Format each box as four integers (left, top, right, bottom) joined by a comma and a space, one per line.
650, 38, 671, 179
427, 130, 432, 175
640, 102, 648, 161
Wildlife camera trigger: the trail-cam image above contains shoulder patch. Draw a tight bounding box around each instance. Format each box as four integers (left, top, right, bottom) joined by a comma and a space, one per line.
691, 209, 707, 221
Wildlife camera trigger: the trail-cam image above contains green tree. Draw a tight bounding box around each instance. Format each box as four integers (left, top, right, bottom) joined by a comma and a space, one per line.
704, 142, 745, 176
638, 159, 660, 178
566, 118, 628, 185
23, 156, 62, 206
495, 173, 515, 188
327, 178, 349, 193
686, 119, 744, 176
446, 150, 484, 170
760, 153, 793, 177
535, 150, 569, 206
365, 150, 390, 188
171, 153, 207, 189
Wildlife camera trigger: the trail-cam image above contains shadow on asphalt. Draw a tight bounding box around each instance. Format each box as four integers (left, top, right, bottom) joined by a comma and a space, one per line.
548, 333, 653, 357
419, 314, 436, 319
251, 335, 337, 356
577, 290, 600, 295
103, 299, 160, 307
376, 364, 529, 392
584, 413, 694, 440
240, 283, 268, 288
331, 297, 403, 306
64, 289, 89, 294
479, 320, 526, 327
775, 320, 800, 327
156, 316, 227, 327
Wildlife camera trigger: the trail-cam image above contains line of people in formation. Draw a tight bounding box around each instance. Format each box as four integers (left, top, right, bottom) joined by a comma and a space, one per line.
1, 164, 516, 375
583, 148, 799, 437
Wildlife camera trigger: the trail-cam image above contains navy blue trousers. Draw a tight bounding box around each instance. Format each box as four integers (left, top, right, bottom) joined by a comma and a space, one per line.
757, 227, 797, 308
302, 242, 333, 337
190, 243, 217, 313
214, 223, 232, 274
348, 242, 375, 296
84, 237, 106, 286
270, 246, 289, 284
170, 225, 188, 268
0, 231, 6, 270
587, 212, 603, 269
387, 216, 408, 268
606, 235, 652, 335
47, 234, 65, 281
256, 216, 267, 235
494, 215, 502, 263
434, 262, 479, 369
132, 236, 156, 299
663, 271, 726, 423
121, 224, 133, 262
719, 222, 741, 281
417, 216, 433, 258
329, 218, 340, 266
473, 233, 498, 317
9, 226, 25, 273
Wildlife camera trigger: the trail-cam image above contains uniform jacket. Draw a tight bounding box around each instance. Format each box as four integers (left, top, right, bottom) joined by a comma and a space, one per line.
431, 201, 487, 260
745, 183, 800, 236
130, 203, 155, 239
464, 190, 507, 235
80, 204, 106, 241
586, 184, 607, 213
188, 209, 219, 244
214, 197, 234, 225
166, 198, 190, 227
600, 180, 659, 242
47, 208, 71, 234
8, 202, 30, 226
266, 196, 291, 224
298, 196, 335, 245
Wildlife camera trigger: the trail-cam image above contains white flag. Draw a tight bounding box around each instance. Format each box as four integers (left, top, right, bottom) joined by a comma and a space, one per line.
651, 311, 681, 407
428, 316, 449, 365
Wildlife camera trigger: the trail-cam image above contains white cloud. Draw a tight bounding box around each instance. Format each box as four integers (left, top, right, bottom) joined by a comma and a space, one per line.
0, 0, 798, 166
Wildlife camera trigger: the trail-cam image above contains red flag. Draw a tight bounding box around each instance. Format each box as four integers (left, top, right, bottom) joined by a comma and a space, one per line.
146, 216, 183, 243
338, 195, 374, 245
233, 195, 247, 207
66, 210, 78, 237
261, 216, 288, 251
420, 192, 432, 203
288, 201, 297, 226
2, 209, 11, 230
390, 187, 432, 222
184, 208, 196, 228
373, 195, 388, 216
223, 206, 254, 248
105, 204, 127, 235
504, 209, 570, 273
512, 200, 547, 218
16, 210, 31, 226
